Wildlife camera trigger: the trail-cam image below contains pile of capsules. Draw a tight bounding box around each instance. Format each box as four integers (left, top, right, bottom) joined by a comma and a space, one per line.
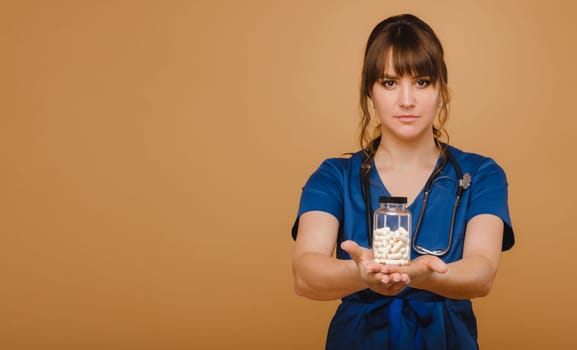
372, 226, 410, 265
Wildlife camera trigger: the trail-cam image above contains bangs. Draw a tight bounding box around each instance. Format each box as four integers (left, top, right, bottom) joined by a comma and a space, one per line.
368, 23, 446, 84
380, 44, 440, 81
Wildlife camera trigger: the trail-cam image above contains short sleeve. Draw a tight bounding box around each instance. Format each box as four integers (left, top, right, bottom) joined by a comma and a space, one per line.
466, 158, 515, 251
291, 159, 345, 240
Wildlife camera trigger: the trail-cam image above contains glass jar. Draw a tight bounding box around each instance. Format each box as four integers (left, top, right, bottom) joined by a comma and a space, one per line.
372, 196, 411, 265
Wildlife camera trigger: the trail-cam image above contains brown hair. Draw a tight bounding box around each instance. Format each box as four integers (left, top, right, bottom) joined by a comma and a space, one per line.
359, 14, 450, 173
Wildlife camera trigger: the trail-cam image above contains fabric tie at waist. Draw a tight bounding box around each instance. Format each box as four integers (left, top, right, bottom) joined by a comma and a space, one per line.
359, 290, 478, 350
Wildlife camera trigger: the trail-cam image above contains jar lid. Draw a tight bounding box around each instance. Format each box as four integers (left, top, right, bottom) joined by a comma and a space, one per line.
379, 196, 407, 204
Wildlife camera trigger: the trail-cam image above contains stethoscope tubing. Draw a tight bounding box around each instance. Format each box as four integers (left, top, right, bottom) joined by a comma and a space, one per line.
361, 145, 468, 257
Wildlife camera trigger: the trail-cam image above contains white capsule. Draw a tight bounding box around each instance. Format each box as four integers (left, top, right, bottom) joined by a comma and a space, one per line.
396, 234, 409, 243
387, 252, 402, 260
390, 240, 403, 253
383, 259, 403, 265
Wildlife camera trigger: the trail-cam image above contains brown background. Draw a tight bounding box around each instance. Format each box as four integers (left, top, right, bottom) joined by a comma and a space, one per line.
1, 0, 576, 349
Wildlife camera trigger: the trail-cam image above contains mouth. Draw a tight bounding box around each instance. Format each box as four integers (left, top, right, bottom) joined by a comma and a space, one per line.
396, 114, 419, 123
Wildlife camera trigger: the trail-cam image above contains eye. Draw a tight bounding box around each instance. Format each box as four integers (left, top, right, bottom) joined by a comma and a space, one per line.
415, 79, 431, 87
380, 79, 396, 88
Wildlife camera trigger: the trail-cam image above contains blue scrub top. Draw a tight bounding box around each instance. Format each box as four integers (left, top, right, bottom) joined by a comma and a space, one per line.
292, 145, 514, 350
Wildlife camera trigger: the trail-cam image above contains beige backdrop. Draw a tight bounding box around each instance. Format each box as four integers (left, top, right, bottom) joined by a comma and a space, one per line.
1, 0, 576, 349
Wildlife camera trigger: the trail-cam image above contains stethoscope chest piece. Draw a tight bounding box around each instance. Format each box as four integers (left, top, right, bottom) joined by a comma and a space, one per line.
461, 173, 471, 190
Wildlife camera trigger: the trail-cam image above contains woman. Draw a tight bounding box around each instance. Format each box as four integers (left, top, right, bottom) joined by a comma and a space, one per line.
291, 14, 514, 349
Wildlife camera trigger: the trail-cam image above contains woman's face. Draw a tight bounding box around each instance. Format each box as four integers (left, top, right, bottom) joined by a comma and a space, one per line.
371, 54, 440, 142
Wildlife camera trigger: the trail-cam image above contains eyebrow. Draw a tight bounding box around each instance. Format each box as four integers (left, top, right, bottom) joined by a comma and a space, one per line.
381, 74, 399, 79
381, 73, 431, 80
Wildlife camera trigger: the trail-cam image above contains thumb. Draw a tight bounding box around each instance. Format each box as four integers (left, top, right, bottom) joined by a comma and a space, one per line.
424, 256, 448, 274
340, 240, 363, 262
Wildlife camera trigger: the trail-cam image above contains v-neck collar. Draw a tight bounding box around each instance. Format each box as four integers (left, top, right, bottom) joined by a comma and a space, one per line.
369, 153, 445, 210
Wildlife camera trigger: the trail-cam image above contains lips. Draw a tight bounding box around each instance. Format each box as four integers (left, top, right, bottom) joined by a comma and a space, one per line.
396, 114, 419, 122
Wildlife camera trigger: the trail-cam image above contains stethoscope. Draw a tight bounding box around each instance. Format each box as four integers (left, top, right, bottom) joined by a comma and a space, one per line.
360, 141, 472, 256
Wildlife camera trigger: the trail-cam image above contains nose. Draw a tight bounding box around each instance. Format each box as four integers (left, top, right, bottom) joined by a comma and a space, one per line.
399, 82, 415, 108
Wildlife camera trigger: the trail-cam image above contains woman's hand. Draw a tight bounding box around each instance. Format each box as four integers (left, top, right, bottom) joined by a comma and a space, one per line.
379, 255, 448, 288
341, 240, 410, 296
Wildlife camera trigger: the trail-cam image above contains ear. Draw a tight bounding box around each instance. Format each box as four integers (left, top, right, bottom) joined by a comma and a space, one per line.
366, 82, 374, 99
365, 93, 374, 107
437, 96, 444, 109
366, 96, 375, 109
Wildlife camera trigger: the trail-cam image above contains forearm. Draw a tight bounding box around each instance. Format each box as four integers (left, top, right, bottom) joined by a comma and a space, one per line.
411, 254, 498, 299
292, 252, 367, 301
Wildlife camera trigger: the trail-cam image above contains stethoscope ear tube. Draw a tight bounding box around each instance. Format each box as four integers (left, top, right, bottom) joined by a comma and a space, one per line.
360, 138, 382, 247
360, 164, 374, 247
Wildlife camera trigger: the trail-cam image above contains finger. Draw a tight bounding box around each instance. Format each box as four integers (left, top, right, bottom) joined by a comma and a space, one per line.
340, 240, 363, 262
392, 272, 408, 283
364, 262, 383, 273
380, 272, 410, 285
401, 273, 411, 283
379, 263, 407, 275
378, 274, 391, 284
377, 264, 395, 274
